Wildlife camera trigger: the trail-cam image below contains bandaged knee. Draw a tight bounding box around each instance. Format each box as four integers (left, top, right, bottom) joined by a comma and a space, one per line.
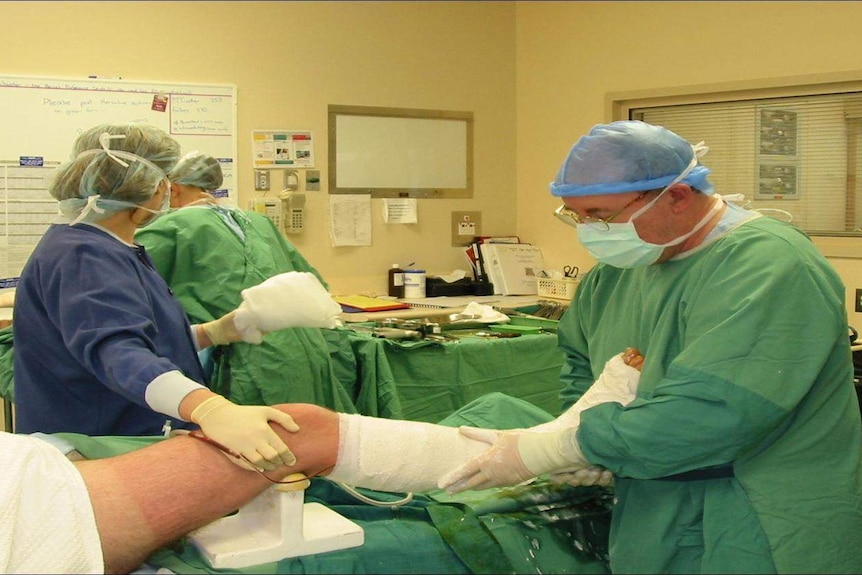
327, 414, 489, 492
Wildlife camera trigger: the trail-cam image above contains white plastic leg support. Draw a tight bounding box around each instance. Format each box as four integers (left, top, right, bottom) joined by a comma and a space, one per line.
189, 475, 364, 569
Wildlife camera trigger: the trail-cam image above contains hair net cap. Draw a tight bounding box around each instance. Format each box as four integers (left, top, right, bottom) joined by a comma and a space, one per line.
168, 151, 224, 191
549, 120, 713, 197
50, 123, 180, 223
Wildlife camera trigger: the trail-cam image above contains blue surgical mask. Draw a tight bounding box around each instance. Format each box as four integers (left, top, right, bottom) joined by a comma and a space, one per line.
577, 196, 723, 268
576, 149, 720, 268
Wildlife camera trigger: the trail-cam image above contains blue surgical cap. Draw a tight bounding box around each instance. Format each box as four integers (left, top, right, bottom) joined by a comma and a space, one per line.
549, 120, 713, 197
169, 151, 224, 191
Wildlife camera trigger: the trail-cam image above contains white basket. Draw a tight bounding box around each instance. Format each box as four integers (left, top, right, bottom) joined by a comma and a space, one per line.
536, 277, 579, 300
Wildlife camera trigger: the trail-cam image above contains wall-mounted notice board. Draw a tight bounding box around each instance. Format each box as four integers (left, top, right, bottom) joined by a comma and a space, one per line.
0, 75, 237, 183
0, 75, 237, 279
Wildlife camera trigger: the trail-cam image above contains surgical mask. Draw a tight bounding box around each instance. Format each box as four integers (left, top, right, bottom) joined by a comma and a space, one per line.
576, 146, 720, 268
134, 181, 172, 227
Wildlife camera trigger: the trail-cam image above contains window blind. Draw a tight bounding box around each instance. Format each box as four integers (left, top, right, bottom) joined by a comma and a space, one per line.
633, 92, 862, 235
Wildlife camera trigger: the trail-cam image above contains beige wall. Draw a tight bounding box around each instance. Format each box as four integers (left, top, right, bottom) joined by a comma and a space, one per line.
2, 1, 860, 325
515, 1, 862, 326
0, 1, 518, 295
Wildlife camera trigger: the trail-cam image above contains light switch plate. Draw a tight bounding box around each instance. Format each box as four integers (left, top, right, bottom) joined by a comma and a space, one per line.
451, 211, 481, 246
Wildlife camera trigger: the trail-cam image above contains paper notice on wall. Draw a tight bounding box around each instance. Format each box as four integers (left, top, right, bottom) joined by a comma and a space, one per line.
252, 130, 314, 169
329, 194, 372, 246
382, 198, 418, 223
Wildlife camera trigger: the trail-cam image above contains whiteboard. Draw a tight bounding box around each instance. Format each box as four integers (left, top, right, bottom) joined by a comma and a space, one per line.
328, 104, 473, 198
0, 75, 237, 280
0, 74, 237, 198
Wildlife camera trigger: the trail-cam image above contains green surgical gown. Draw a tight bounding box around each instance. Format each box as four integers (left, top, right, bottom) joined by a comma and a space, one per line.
136, 206, 357, 412
557, 216, 862, 573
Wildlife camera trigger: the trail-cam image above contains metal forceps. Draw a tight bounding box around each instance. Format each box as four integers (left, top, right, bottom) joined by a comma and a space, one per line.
563, 265, 579, 278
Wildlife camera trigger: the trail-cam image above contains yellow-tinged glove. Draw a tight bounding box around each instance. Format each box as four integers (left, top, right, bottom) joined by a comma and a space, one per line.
191, 395, 300, 471
200, 310, 242, 346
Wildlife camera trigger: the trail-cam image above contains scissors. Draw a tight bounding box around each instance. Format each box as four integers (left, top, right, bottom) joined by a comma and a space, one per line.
563, 265, 579, 278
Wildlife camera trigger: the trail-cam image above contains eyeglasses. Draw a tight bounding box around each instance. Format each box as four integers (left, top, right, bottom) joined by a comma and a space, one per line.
553, 191, 651, 231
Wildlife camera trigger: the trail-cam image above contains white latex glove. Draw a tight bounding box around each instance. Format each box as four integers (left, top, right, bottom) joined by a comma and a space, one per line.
440, 349, 642, 493
437, 425, 588, 494
190, 395, 300, 471
533, 349, 642, 487
199, 310, 242, 346
531, 350, 641, 434
233, 272, 343, 344
550, 467, 614, 488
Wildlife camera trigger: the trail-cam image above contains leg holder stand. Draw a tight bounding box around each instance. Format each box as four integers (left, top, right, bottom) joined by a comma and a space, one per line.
189, 474, 364, 569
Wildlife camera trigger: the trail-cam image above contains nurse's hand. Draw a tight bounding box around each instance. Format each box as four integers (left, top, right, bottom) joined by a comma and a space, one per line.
199, 310, 242, 346
191, 395, 300, 471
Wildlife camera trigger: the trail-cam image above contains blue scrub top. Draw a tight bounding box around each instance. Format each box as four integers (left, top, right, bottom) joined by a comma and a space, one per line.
13, 224, 206, 436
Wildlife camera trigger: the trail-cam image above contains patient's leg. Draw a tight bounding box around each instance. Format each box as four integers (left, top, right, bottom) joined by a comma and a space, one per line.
77, 403, 338, 574
80, 404, 483, 573
80, 346, 642, 574
324, 348, 646, 493
325, 414, 490, 492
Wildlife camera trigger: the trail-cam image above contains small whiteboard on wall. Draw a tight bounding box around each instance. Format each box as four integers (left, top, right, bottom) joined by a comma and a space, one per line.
328, 104, 473, 199
0, 75, 237, 199
0, 75, 237, 280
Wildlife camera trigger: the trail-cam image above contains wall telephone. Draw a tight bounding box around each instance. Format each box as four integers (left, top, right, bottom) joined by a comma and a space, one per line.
280, 191, 305, 233
251, 191, 305, 234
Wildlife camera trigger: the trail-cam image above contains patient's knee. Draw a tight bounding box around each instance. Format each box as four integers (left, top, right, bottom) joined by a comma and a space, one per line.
273, 403, 337, 429
272, 403, 339, 471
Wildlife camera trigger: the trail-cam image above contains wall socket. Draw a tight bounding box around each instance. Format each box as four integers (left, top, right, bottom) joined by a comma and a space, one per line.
451, 211, 481, 246
856, 288, 862, 313
254, 170, 270, 191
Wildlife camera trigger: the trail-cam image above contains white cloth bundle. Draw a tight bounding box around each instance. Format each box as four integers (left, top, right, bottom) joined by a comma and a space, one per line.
460, 301, 510, 324
0, 433, 103, 573
233, 271, 343, 344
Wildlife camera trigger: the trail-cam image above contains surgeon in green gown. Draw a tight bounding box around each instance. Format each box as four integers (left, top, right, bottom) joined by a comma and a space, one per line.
440, 121, 862, 573
135, 152, 357, 413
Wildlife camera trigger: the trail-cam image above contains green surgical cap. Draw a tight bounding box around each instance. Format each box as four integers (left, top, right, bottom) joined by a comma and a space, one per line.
549, 120, 713, 197
169, 151, 224, 191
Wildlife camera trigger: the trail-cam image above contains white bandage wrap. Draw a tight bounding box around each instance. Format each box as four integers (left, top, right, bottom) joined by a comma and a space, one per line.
327, 413, 489, 493
526, 353, 640, 487
531, 353, 640, 433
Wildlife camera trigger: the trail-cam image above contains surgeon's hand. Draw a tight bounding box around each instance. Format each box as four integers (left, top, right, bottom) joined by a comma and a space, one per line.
190, 395, 300, 471
530, 348, 643, 435
199, 310, 243, 346
549, 466, 613, 488
438, 425, 588, 494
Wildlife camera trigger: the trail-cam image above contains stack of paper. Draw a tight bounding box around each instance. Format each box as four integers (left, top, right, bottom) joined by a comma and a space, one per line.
480, 243, 545, 295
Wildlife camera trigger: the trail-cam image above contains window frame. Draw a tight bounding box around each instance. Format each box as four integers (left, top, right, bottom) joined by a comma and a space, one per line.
606, 71, 862, 258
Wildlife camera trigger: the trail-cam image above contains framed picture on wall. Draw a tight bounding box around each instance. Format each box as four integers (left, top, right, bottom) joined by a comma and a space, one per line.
756, 107, 799, 199
757, 163, 799, 198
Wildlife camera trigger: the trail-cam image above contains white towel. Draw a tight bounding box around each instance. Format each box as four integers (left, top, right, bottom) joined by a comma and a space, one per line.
0, 433, 103, 573
233, 272, 343, 344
